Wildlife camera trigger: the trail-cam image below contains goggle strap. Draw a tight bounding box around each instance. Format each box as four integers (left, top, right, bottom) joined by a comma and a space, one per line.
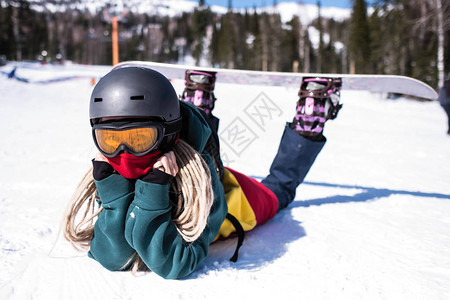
164, 118, 182, 135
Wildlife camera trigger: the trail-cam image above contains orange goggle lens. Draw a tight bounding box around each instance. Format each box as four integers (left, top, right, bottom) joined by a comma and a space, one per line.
94, 127, 158, 155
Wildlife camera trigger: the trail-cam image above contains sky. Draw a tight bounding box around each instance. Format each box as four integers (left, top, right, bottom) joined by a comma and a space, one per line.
201, 0, 370, 9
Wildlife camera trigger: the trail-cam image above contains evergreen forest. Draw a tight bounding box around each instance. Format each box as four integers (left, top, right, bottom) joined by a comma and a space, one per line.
0, 0, 449, 89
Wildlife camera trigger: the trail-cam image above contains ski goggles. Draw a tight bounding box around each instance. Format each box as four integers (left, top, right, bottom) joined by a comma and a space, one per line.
92, 120, 180, 157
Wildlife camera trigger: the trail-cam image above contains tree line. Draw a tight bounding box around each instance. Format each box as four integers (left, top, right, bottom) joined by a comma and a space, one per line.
0, 0, 448, 88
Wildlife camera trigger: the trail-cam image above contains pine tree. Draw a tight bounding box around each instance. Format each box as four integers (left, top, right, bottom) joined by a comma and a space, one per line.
191, 4, 213, 64
0, 2, 15, 59
216, 12, 233, 68
370, 0, 444, 87
210, 21, 219, 66
349, 0, 371, 73
317, 0, 325, 72
249, 9, 262, 70
281, 16, 301, 72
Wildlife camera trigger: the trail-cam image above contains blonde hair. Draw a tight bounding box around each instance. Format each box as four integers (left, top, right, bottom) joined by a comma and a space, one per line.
63, 139, 214, 272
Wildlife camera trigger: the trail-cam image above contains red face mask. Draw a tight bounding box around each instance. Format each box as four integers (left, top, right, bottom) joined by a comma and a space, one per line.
106, 150, 162, 179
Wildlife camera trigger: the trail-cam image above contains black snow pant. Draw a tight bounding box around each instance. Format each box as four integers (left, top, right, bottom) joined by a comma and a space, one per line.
442, 104, 450, 133
262, 124, 326, 211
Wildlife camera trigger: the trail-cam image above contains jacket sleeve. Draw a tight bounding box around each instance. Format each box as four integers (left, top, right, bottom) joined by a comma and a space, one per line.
124, 154, 228, 279
88, 174, 137, 271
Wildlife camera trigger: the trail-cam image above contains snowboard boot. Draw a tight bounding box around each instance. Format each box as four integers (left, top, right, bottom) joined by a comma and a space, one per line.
292, 77, 343, 137
181, 69, 217, 117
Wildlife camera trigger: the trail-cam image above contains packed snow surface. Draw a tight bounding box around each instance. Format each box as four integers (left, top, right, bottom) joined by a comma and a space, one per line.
0, 63, 449, 299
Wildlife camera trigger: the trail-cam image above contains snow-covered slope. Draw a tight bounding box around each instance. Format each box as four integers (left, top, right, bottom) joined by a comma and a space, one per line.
274, 2, 350, 24
0, 63, 449, 299
31, 0, 350, 23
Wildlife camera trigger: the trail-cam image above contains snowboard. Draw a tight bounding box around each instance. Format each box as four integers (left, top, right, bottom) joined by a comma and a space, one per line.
115, 61, 438, 100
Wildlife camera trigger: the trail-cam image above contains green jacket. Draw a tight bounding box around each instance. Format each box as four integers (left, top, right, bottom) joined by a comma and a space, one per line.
88, 101, 228, 279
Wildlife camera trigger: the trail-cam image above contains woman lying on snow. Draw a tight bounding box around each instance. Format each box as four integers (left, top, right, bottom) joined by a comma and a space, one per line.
63, 65, 342, 279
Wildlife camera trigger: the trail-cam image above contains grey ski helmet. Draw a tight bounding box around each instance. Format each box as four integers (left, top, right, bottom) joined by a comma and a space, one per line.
90, 66, 181, 124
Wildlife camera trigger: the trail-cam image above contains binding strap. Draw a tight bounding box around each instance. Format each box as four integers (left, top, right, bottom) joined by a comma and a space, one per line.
225, 213, 245, 262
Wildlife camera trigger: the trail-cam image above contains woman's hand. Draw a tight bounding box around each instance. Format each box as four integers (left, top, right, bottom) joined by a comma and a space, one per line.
153, 151, 178, 176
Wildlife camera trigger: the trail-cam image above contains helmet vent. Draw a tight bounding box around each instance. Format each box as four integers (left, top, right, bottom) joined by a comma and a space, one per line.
94, 98, 103, 102
130, 95, 145, 100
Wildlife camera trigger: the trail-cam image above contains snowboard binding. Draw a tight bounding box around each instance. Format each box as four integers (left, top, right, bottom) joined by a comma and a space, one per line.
293, 77, 343, 137
181, 70, 217, 116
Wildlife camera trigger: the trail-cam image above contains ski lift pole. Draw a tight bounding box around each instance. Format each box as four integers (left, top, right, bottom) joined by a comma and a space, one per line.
112, 16, 119, 66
